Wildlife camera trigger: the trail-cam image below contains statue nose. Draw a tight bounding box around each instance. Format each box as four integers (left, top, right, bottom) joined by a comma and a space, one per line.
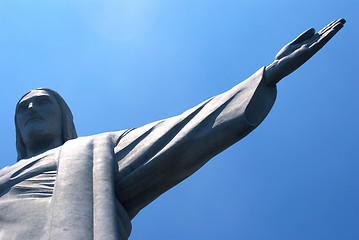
28, 102, 37, 113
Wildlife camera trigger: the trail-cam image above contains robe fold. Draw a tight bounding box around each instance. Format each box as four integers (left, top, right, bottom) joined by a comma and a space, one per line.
0, 67, 276, 239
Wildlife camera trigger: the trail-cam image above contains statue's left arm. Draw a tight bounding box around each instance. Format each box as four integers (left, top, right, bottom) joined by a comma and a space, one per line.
112, 19, 345, 219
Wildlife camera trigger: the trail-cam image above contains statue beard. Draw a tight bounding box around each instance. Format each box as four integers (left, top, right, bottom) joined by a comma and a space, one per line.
22, 129, 63, 155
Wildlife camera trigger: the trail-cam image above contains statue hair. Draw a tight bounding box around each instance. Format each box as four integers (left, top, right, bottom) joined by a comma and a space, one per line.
15, 88, 78, 161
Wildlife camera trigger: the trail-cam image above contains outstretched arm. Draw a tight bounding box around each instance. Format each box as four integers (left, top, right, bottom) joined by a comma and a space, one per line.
113, 19, 345, 219
265, 18, 345, 86
115, 67, 276, 219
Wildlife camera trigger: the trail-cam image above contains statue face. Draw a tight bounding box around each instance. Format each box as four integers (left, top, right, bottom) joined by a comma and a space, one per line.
16, 90, 63, 147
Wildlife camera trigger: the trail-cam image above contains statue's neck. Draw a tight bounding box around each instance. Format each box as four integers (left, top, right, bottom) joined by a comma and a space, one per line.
25, 137, 63, 159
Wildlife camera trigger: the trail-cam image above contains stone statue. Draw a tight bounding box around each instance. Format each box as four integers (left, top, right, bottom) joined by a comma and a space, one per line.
0, 19, 345, 240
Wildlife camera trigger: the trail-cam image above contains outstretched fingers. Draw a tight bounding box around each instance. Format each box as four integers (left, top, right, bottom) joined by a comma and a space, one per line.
318, 20, 337, 35
309, 19, 345, 52
267, 19, 345, 85
318, 18, 346, 35
290, 28, 316, 45
292, 19, 346, 49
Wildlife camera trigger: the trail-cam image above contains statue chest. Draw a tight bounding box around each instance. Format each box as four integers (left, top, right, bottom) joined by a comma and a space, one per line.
0, 152, 58, 240
0, 151, 58, 200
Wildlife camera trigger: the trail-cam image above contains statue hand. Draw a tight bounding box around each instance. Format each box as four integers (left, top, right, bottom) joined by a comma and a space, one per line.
265, 18, 346, 86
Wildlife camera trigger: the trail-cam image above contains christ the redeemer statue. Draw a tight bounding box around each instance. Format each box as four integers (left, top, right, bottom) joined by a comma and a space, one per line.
0, 19, 345, 240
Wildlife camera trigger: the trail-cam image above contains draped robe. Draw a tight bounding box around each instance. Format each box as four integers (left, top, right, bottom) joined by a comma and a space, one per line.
0, 67, 276, 240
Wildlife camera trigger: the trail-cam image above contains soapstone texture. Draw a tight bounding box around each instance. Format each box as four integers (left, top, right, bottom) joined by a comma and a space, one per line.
0, 19, 345, 240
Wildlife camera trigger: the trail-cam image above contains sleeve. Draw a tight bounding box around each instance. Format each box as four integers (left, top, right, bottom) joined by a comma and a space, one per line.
112, 67, 277, 219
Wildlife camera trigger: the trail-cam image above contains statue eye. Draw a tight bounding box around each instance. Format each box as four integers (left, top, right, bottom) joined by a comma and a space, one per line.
37, 98, 51, 105
17, 104, 27, 113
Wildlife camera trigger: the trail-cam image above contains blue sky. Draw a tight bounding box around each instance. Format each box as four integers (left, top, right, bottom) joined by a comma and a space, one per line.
0, 1, 358, 239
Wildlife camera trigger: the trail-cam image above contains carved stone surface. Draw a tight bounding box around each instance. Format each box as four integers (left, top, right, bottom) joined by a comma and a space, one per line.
0, 19, 345, 240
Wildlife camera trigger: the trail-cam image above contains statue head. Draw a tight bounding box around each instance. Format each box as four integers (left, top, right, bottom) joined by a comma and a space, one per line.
15, 88, 77, 161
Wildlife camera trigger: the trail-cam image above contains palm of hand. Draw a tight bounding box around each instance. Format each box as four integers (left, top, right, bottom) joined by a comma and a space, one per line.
265, 19, 345, 86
